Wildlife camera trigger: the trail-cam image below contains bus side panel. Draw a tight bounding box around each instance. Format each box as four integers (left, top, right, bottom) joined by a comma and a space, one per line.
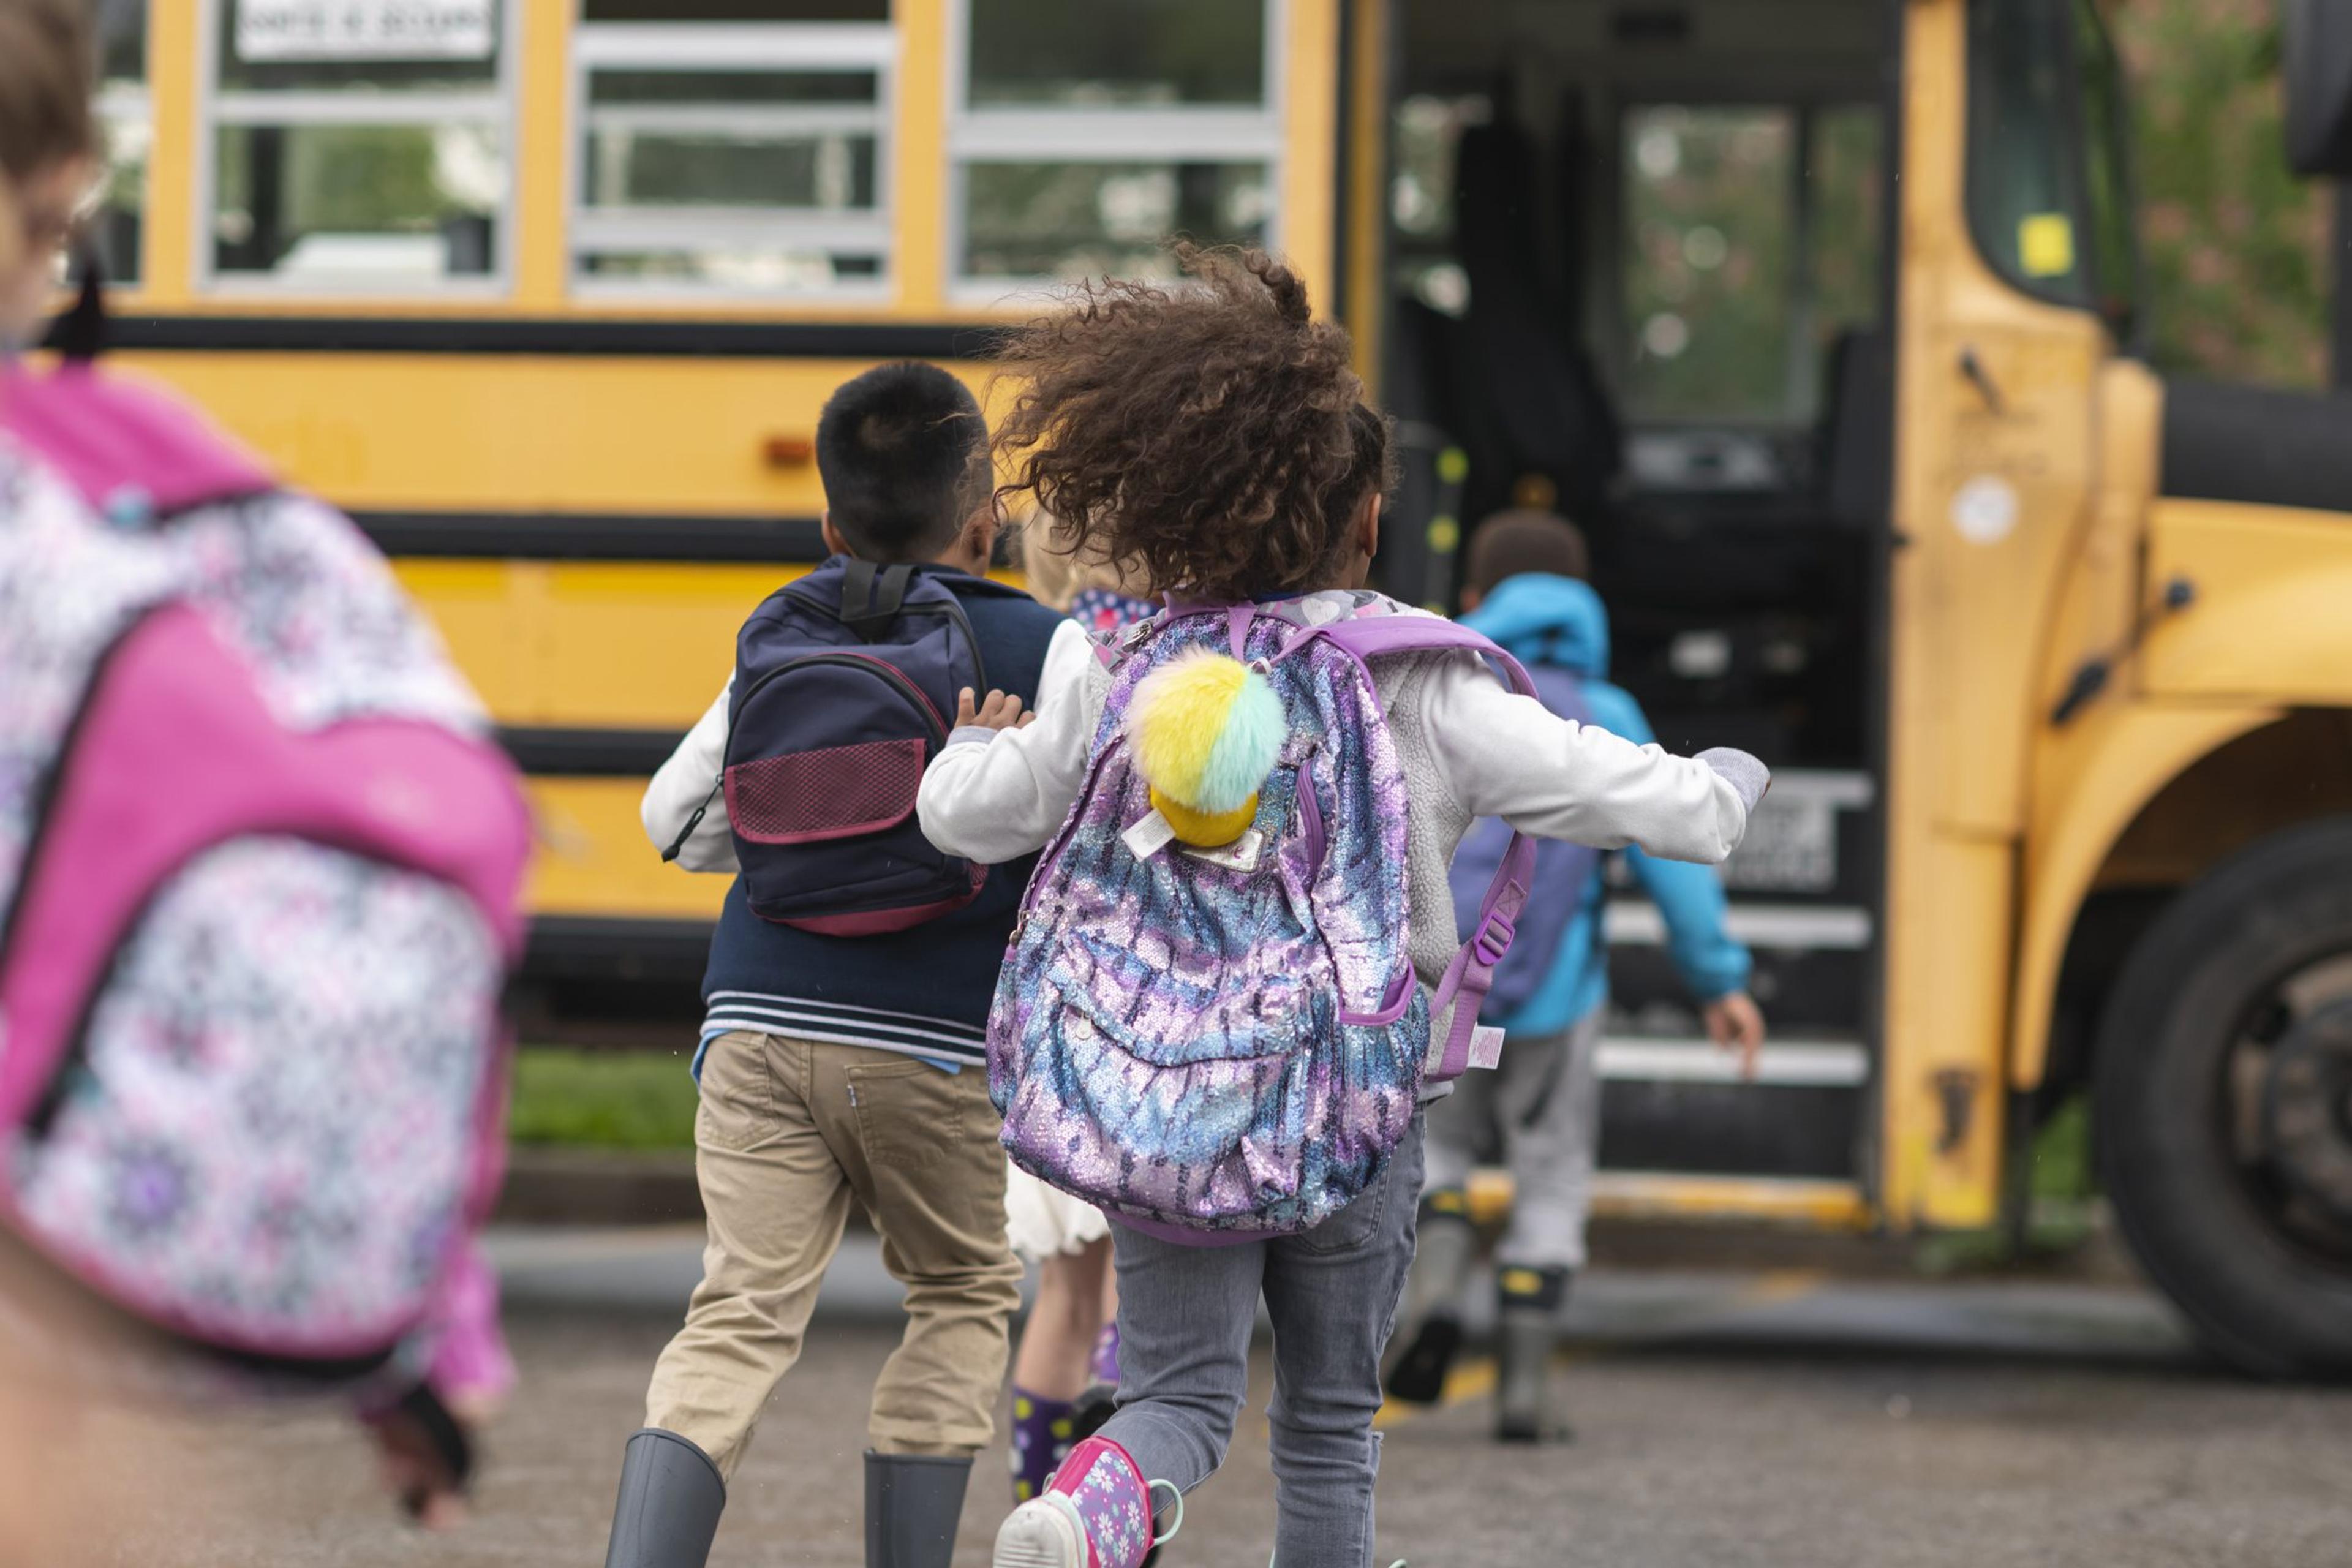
2141, 500, 2352, 706
392, 560, 810, 732
104, 352, 988, 516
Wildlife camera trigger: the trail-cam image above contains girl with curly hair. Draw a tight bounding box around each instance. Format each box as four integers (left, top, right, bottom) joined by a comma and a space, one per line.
919, 246, 1765, 1568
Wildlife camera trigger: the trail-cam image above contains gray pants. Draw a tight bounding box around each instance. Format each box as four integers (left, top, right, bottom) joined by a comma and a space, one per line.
1422, 1008, 1603, 1272
1098, 1120, 1423, 1568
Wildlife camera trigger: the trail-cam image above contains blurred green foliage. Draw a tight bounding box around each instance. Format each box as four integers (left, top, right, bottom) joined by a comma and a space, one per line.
510, 1047, 699, 1152
2108, 0, 2336, 387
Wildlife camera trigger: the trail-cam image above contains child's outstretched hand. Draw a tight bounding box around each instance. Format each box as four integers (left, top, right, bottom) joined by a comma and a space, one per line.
1704, 992, 1766, 1081
957, 687, 1035, 732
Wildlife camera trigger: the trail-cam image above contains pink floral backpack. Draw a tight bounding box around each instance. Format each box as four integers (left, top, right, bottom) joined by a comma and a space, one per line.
0, 358, 530, 1387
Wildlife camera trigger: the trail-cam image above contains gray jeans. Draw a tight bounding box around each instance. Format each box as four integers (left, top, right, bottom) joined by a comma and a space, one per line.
1098, 1118, 1423, 1568
1422, 1008, 1604, 1272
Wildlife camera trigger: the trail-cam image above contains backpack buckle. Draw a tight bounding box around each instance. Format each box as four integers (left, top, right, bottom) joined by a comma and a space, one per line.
1475, 910, 1517, 965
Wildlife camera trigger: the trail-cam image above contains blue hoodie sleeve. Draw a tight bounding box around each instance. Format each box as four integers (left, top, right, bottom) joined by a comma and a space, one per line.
1583, 683, 1754, 1003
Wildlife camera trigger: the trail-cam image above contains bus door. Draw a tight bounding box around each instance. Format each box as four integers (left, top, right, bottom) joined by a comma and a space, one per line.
1371, 0, 1897, 1223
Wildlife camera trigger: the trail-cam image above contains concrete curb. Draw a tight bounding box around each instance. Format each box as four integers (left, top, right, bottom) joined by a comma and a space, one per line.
496, 1147, 2146, 1285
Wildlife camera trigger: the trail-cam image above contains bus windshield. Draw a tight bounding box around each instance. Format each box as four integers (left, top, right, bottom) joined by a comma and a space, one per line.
1966, 0, 2143, 338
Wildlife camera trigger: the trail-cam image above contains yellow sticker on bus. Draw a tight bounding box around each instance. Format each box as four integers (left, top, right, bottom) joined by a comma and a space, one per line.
2019, 213, 2076, 278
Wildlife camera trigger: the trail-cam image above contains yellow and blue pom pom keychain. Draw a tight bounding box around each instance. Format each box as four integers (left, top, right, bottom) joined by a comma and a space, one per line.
1124, 649, 1289, 849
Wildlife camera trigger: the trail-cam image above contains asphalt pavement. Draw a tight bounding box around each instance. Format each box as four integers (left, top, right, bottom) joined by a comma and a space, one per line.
34, 1229, 2352, 1568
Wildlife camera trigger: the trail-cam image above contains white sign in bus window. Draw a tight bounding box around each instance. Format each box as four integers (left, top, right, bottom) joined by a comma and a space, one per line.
236, 0, 494, 62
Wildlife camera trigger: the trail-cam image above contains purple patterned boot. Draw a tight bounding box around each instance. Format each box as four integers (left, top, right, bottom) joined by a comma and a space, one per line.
1007, 1389, 1080, 1504
1089, 1322, 1121, 1387
992, 1435, 1175, 1568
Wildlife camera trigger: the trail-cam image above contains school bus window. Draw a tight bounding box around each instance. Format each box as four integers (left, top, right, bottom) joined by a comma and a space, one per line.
1964, 0, 2094, 307
965, 0, 1264, 106
949, 0, 1283, 286
582, 0, 888, 17
2072, 0, 2143, 338
1620, 103, 1883, 431
91, 0, 147, 287
571, 20, 893, 296
204, 0, 514, 291
960, 161, 1272, 282
1623, 106, 1797, 424
1803, 105, 1887, 383
1389, 92, 1490, 318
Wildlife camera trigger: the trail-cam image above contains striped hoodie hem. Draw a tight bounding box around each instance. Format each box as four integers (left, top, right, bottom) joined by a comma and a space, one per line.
696, 990, 988, 1071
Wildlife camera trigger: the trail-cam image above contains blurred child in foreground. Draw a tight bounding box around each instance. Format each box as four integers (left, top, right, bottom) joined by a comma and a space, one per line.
0, 0, 522, 1541
1384, 511, 1765, 1442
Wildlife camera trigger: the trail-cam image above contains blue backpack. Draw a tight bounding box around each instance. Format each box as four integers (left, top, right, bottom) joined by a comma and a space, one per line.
714, 559, 1017, 935
1448, 662, 1600, 1016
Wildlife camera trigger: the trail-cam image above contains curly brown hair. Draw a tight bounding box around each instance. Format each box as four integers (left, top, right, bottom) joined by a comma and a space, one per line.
992, 245, 1371, 604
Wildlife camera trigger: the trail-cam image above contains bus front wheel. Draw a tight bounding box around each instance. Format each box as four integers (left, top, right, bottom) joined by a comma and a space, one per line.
2094, 817, 2352, 1379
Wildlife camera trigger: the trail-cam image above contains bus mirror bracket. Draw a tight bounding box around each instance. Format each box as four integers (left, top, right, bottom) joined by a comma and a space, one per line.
2048, 577, 2198, 728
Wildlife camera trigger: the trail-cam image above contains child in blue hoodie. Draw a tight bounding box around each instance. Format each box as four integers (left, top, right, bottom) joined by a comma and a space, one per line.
1384, 511, 1765, 1442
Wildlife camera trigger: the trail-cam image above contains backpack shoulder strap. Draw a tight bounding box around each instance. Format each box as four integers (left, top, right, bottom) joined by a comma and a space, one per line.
839, 559, 915, 636
1288, 612, 1540, 1083
0, 361, 274, 523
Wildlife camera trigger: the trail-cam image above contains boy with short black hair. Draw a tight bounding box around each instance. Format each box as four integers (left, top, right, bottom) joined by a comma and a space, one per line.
603, 363, 1065, 1568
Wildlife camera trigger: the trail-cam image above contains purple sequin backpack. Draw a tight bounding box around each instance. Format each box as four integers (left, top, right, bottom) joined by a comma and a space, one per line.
989, 594, 1541, 1239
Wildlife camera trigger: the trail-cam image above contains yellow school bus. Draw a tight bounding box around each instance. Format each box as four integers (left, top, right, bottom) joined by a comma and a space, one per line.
72, 0, 2352, 1374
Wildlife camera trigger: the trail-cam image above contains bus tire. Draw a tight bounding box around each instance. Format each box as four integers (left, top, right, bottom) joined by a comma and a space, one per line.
2093, 816, 2352, 1380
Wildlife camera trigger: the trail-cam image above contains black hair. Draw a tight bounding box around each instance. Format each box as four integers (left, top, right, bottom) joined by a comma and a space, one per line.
815, 361, 989, 562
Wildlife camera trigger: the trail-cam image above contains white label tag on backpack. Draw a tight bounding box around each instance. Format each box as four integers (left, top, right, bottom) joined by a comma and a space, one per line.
1469, 1025, 1506, 1071
1123, 809, 1178, 861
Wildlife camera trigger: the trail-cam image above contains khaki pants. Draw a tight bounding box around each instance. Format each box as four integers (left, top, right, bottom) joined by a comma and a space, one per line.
643, 1030, 1021, 1480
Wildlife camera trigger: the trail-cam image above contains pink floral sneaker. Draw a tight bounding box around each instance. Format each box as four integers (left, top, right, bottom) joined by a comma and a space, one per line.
992, 1436, 1179, 1568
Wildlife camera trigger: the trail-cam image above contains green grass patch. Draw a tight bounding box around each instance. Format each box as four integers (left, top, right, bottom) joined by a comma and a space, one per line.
1912, 1093, 2101, 1275
509, 1047, 700, 1152
2028, 1093, 2095, 1202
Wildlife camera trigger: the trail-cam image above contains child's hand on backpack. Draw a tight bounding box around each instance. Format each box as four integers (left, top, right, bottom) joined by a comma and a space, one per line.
1703, 991, 1766, 1081
957, 687, 1035, 733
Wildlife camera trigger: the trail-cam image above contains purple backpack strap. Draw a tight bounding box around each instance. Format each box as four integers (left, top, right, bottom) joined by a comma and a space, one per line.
1289, 614, 1542, 1082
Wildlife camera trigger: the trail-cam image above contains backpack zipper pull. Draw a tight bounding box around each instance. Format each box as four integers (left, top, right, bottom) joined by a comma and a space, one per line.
662, 774, 723, 863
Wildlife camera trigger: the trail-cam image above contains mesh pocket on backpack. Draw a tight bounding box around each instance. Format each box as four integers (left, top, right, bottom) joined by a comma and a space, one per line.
726, 737, 926, 845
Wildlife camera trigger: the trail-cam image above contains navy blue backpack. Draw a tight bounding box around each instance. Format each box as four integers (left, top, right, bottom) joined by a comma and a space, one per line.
712, 558, 1013, 935
1448, 662, 1601, 1016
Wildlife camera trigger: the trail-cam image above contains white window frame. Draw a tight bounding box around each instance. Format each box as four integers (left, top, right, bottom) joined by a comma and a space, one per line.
193, 0, 521, 298
944, 0, 1288, 302
568, 23, 896, 303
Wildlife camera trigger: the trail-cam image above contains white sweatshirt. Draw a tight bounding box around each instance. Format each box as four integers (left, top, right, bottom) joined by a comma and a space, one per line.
918, 595, 1760, 997
642, 680, 739, 874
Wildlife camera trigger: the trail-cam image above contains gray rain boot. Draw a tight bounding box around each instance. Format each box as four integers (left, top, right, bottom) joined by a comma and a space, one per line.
1494, 1267, 1572, 1445
866, 1450, 974, 1568
604, 1427, 726, 1568
1382, 1194, 1480, 1404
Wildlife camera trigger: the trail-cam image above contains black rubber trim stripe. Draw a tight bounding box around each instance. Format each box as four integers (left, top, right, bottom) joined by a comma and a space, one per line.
355, 510, 829, 562
498, 726, 685, 777
51, 313, 1002, 360
522, 916, 715, 982
2160, 378, 2352, 514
